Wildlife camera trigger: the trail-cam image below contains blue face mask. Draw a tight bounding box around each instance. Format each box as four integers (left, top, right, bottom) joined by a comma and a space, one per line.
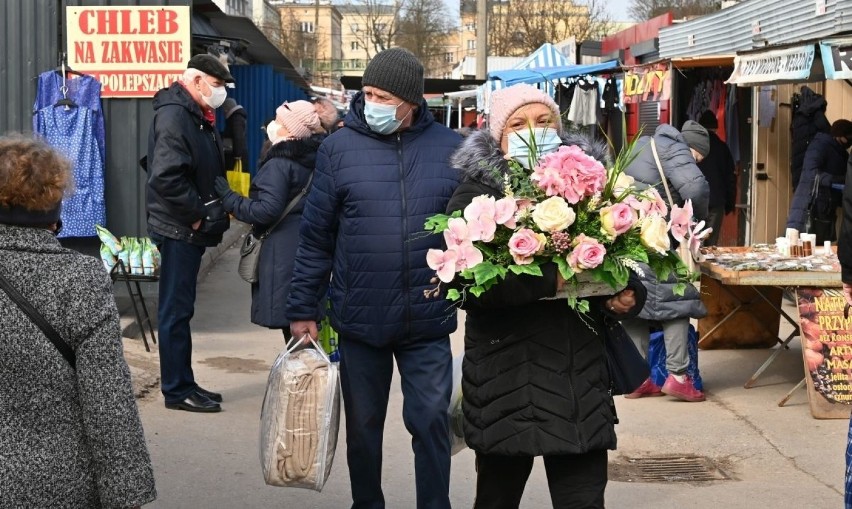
364, 100, 405, 135
507, 128, 562, 169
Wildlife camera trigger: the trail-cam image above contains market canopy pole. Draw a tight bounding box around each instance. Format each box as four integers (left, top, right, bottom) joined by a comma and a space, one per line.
475, 0, 487, 79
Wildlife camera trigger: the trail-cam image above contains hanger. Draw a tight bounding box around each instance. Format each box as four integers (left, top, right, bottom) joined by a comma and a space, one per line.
54, 60, 77, 110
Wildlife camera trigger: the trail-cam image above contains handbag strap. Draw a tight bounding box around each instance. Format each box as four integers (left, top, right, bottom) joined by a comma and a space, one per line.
259, 171, 314, 241
0, 273, 76, 369
650, 139, 675, 209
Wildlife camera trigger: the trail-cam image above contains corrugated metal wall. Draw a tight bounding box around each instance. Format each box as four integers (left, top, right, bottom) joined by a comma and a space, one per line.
1, 0, 60, 134
227, 65, 309, 175
660, 0, 852, 58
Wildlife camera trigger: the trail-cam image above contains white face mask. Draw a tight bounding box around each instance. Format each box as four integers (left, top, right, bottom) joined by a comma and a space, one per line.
267, 120, 283, 144
201, 78, 227, 109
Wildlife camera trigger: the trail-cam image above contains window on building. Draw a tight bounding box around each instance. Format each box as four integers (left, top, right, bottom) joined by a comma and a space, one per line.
350, 23, 360, 32
445, 52, 454, 63
351, 41, 360, 51
375, 23, 387, 33
464, 22, 475, 31
467, 40, 475, 50
301, 21, 315, 33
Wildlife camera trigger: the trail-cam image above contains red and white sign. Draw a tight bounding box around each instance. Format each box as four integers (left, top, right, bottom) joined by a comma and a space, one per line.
66, 6, 191, 98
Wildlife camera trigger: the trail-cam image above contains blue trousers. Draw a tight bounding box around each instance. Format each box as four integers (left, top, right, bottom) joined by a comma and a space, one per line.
153, 235, 205, 403
339, 336, 452, 509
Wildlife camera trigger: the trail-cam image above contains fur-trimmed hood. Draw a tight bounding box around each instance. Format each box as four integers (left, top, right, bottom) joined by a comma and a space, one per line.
450, 129, 612, 191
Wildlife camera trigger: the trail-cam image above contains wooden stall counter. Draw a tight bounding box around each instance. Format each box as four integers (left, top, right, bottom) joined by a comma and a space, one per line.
697, 246, 841, 350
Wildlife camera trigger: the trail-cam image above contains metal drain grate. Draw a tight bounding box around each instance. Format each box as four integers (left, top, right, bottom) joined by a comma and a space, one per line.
609, 455, 730, 483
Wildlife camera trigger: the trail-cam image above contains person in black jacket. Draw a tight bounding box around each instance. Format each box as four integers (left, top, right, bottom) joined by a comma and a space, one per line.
286, 49, 461, 509
214, 101, 325, 336
146, 54, 233, 413
791, 86, 831, 188
698, 111, 736, 246
449, 84, 646, 509
787, 120, 852, 242
221, 98, 248, 171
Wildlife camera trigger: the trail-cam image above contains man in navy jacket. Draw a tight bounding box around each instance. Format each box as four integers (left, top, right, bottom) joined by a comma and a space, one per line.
287, 48, 461, 509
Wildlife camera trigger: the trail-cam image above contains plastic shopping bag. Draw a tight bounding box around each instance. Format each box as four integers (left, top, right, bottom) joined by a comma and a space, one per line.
95, 224, 122, 255
449, 353, 466, 456
227, 158, 250, 197
648, 324, 704, 391
129, 238, 144, 275
260, 336, 340, 491
100, 243, 117, 272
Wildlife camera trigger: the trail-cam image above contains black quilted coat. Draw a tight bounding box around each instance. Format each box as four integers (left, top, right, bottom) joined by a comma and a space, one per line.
791, 86, 831, 188
448, 130, 647, 456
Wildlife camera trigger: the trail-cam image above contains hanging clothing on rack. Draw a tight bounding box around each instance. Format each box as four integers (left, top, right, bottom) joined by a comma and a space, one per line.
567, 79, 598, 126
557, 81, 576, 115
33, 70, 106, 238
726, 84, 740, 164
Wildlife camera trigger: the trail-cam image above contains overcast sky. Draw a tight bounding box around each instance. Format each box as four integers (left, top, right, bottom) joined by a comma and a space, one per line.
606, 0, 634, 22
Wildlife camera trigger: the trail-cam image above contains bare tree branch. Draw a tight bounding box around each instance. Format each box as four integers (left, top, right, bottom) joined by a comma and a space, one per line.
628, 0, 718, 21
396, 0, 454, 76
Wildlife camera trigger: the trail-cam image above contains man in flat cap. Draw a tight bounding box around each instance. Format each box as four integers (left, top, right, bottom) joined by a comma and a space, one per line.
145, 54, 235, 413
287, 48, 461, 508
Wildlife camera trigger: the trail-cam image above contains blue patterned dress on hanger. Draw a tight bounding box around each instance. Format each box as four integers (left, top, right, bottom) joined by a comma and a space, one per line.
33, 71, 106, 238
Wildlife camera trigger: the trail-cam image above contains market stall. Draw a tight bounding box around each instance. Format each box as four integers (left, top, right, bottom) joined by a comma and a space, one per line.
697, 244, 851, 418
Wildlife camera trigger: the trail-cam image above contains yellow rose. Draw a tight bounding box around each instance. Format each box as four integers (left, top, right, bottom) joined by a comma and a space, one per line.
640, 215, 671, 254
532, 196, 576, 233
613, 172, 635, 194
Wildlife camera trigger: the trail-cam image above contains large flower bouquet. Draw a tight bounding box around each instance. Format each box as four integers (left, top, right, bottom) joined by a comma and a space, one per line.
425, 132, 694, 312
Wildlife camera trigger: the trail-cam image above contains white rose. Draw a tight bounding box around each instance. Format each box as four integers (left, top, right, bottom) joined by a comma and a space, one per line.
640, 215, 671, 255
613, 172, 635, 194
531, 196, 576, 233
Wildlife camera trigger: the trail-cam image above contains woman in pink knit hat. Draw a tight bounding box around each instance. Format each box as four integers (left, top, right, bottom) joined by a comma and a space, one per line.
446, 84, 646, 508
214, 100, 326, 337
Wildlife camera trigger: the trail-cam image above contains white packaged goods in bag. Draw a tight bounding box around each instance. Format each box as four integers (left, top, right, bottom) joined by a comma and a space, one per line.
260, 337, 340, 490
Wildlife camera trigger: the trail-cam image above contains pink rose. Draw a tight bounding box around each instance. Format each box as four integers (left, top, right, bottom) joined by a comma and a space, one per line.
449, 242, 483, 271
508, 228, 546, 265
443, 217, 470, 247
494, 197, 519, 228
668, 199, 694, 243
426, 249, 458, 283
568, 234, 606, 272
599, 202, 637, 240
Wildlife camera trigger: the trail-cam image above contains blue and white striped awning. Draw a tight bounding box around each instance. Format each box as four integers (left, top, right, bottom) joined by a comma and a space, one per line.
512, 43, 571, 70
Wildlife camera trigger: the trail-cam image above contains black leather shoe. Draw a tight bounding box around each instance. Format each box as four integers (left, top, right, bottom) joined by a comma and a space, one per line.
196, 386, 223, 403
165, 392, 221, 413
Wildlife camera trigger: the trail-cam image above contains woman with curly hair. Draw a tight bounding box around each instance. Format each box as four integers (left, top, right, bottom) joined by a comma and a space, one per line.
0, 134, 157, 508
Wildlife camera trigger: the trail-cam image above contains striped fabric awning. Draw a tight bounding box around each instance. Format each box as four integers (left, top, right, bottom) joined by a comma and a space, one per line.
511, 43, 571, 70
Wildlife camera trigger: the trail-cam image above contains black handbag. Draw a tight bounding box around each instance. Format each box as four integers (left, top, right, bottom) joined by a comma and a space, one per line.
603, 318, 649, 396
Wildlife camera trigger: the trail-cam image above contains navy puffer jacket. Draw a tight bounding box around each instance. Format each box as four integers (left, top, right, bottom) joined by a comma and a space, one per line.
787, 132, 848, 232
285, 93, 461, 345
221, 136, 324, 329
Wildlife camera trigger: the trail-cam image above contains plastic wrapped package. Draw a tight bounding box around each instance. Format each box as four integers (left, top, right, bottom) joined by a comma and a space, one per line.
129, 238, 144, 275
449, 353, 466, 455
141, 238, 157, 276
260, 336, 340, 491
100, 243, 116, 272
118, 236, 131, 269
95, 224, 122, 255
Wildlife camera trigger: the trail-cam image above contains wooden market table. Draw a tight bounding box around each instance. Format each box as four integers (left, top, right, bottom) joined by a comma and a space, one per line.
697, 247, 841, 392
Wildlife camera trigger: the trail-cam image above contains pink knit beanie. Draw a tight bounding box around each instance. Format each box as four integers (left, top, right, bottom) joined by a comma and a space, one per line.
275, 100, 321, 140
488, 84, 562, 143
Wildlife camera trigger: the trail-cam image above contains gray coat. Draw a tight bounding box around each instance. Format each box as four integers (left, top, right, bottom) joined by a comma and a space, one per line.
627, 124, 710, 221
0, 225, 156, 508
625, 124, 709, 321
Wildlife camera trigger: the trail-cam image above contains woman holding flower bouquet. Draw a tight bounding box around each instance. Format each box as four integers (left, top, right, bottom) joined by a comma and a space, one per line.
443, 84, 648, 508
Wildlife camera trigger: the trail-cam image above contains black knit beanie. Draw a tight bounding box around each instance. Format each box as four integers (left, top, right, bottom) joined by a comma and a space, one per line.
830, 119, 852, 138
698, 110, 718, 130
681, 120, 710, 158
362, 48, 424, 105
